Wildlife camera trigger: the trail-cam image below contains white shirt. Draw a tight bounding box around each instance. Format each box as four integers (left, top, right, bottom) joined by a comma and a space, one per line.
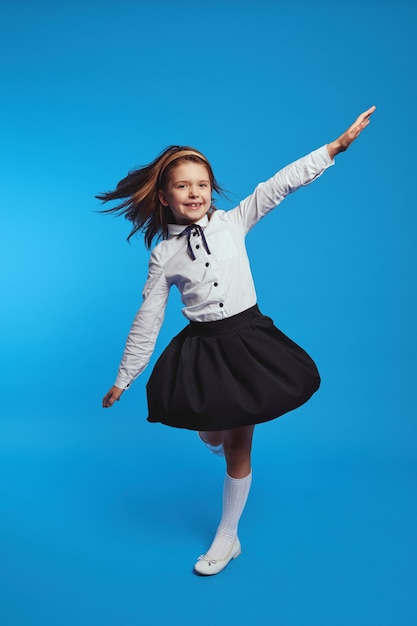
114, 145, 334, 389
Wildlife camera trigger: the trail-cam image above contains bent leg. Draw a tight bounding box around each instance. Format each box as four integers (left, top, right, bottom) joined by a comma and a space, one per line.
198, 430, 223, 447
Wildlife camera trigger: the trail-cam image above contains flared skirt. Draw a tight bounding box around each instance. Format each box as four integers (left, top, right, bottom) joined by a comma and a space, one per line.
146, 305, 320, 431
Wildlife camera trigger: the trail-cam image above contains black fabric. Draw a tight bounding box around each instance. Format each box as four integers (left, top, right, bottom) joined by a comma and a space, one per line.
146, 305, 320, 431
177, 224, 211, 260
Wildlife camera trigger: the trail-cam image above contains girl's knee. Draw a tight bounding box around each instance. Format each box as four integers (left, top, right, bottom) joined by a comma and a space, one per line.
223, 425, 255, 457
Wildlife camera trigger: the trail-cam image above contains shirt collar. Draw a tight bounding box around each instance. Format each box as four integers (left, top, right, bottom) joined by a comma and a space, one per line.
168, 214, 209, 237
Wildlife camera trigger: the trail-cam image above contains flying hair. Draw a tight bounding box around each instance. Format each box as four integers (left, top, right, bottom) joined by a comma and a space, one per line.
97, 145, 225, 248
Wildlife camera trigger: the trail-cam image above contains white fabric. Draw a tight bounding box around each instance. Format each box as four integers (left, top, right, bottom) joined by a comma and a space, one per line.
205, 471, 253, 561
115, 146, 334, 389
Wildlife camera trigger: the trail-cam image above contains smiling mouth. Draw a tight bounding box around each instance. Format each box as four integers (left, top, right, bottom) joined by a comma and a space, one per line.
186, 203, 202, 208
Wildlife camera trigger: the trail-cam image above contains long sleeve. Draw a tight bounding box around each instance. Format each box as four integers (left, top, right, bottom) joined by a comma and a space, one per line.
229, 145, 334, 233
114, 247, 170, 389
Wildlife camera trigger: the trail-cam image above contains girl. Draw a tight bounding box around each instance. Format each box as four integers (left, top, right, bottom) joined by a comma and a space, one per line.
100, 106, 376, 575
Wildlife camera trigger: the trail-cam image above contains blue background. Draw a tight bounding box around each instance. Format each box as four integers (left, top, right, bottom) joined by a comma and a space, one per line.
1, 1, 416, 625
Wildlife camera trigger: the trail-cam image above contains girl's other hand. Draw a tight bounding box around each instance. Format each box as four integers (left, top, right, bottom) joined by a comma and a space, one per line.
327, 105, 376, 158
102, 385, 124, 408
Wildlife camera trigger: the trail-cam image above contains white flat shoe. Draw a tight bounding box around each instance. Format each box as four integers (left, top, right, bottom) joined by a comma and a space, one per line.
193, 538, 241, 576
198, 432, 224, 457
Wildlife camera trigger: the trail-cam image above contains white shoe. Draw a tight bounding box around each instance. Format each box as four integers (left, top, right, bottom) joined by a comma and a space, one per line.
193, 538, 241, 576
198, 432, 224, 457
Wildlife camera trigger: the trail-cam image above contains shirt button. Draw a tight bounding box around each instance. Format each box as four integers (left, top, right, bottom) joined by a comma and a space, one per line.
205, 262, 210, 267
214, 282, 218, 287
193, 232, 198, 237
196, 244, 200, 249
219, 303, 224, 308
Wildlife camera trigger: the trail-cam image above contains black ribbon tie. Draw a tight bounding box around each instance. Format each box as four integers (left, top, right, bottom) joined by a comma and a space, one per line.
178, 224, 211, 261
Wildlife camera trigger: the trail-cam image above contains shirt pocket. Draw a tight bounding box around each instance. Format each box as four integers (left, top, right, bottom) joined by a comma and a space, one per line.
208, 230, 239, 262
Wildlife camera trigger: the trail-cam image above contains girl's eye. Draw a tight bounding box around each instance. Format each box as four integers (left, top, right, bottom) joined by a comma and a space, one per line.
200, 183, 208, 187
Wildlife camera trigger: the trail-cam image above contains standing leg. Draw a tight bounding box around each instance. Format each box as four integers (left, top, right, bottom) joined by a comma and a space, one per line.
194, 425, 254, 575
223, 424, 254, 479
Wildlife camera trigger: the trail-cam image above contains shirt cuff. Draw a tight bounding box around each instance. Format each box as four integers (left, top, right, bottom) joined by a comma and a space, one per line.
114, 375, 131, 390
319, 144, 335, 167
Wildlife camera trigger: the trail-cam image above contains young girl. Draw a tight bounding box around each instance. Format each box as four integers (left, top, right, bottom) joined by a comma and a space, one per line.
100, 106, 375, 576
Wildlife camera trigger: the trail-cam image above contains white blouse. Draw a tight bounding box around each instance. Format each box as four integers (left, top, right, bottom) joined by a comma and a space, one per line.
114, 145, 334, 389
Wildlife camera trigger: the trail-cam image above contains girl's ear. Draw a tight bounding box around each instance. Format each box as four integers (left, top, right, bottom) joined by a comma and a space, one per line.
158, 190, 169, 207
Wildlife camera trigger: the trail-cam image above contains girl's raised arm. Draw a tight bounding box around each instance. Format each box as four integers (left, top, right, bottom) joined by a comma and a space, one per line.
327, 105, 376, 158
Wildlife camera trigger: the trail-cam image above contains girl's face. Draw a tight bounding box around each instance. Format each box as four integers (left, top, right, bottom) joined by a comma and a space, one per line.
158, 161, 212, 225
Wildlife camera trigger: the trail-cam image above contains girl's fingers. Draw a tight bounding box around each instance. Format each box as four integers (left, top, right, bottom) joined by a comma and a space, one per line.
102, 393, 114, 408
360, 106, 376, 123
353, 107, 375, 130
103, 387, 123, 407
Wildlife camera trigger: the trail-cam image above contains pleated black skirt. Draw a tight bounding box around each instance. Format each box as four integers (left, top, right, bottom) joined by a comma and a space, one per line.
146, 305, 320, 431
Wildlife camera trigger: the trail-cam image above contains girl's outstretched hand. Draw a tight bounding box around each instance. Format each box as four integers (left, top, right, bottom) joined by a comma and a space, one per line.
102, 385, 124, 408
327, 105, 376, 158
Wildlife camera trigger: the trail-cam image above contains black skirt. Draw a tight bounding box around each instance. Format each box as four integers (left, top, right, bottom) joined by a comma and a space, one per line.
146, 305, 320, 432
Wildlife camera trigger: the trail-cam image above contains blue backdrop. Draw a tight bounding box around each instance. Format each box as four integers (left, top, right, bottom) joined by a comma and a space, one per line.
1, 1, 416, 625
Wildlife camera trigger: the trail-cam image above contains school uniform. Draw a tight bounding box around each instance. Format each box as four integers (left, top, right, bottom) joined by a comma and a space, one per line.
114, 146, 334, 431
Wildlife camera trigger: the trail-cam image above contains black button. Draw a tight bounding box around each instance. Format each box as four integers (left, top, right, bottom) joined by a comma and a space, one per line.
196, 244, 200, 249
214, 282, 218, 287
219, 303, 224, 308
193, 232, 198, 237
205, 262, 210, 267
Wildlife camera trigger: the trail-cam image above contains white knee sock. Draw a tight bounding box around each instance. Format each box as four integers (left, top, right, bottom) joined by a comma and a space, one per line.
205, 471, 252, 561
